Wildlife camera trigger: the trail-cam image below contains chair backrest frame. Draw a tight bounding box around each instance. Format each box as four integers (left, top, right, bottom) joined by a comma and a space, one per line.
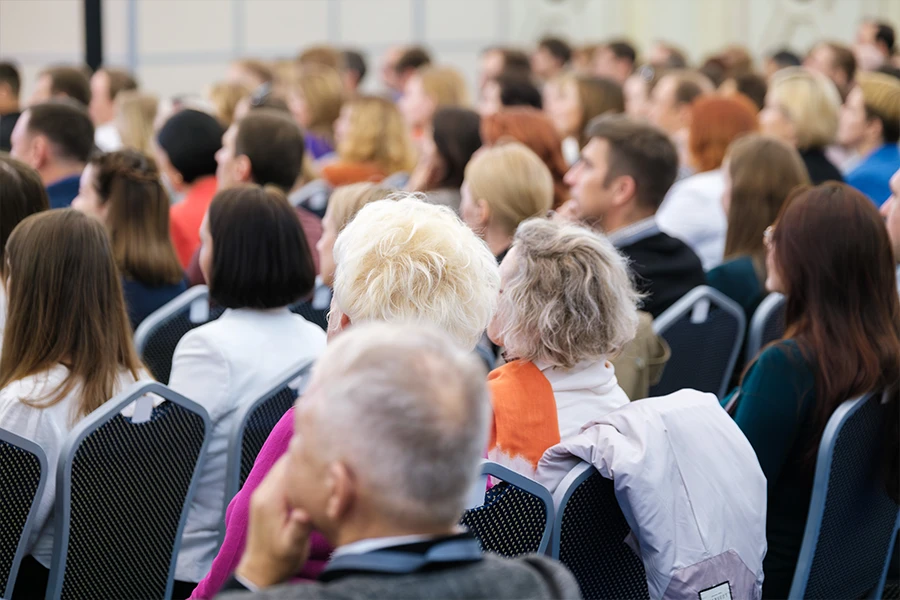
652, 285, 746, 399
0, 428, 48, 600
45, 382, 211, 600
745, 292, 786, 362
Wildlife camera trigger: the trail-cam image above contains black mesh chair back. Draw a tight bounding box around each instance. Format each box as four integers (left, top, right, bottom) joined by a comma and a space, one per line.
133, 286, 225, 384
460, 461, 554, 557
0, 429, 47, 599
45, 383, 210, 600
552, 462, 649, 600
745, 293, 786, 363
789, 390, 900, 599
649, 286, 745, 399
289, 299, 328, 331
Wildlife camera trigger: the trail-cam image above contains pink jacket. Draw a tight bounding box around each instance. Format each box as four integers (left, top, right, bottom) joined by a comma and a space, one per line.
189, 407, 333, 599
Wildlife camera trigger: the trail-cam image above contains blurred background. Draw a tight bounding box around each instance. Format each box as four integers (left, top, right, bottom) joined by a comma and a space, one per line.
1, 0, 899, 99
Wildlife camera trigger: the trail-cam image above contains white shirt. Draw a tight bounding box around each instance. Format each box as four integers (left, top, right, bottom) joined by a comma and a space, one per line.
0, 365, 147, 567
534, 359, 630, 438
656, 169, 727, 271
94, 122, 122, 152
169, 307, 327, 582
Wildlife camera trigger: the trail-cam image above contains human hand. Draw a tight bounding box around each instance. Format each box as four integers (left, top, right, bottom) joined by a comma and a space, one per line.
235, 455, 312, 589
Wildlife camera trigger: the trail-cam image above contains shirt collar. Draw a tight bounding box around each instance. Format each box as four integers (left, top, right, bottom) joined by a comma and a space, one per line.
607, 216, 660, 248
331, 533, 446, 559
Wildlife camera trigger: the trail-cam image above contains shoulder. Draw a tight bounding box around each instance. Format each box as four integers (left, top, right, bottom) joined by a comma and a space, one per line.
0, 368, 68, 403
749, 340, 813, 381
479, 554, 581, 598
707, 256, 755, 287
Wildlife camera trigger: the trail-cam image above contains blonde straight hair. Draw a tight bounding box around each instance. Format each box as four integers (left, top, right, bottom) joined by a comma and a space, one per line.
338, 96, 417, 174
114, 90, 159, 155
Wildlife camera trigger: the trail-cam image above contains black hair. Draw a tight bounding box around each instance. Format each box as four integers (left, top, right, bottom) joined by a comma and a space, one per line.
538, 36, 572, 65
155, 109, 224, 184
26, 101, 95, 163
771, 49, 802, 68
342, 49, 367, 84
0, 62, 21, 96
493, 72, 542, 110
432, 107, 482, 189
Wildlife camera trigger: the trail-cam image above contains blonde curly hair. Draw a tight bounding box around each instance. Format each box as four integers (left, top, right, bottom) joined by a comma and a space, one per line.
338, 95, 417, 175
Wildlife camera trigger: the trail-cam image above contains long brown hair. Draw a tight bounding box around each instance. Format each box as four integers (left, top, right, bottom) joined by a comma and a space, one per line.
90, 150, 184, 287
723, 134, 809, 283
0, 154, 49, 278
0, 210, 143, 422
771, 183, 900, 493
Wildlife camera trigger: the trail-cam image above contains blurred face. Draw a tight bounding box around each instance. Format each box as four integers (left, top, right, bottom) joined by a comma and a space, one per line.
544, 80, 582, 138
837, 86, 869, 149
9, 110, 37, 167
198, 215, 213, 284
563, 138, 617, 221
479, 79, 502, 117
479, 50, 505, 91
623, 74, 649, 119
486, 246, 518, 347
399, 74, 434, 129
593, 48, 630, 84
380, 47, 403, 92
881, 169, 900, 263
288, 89, 311, 129
648, 75, 681, 134
89, 71, 114, 125
215, 125, 244, 189
721, 160, 732, 215
334, 104, 353, 146
531, 48, 559, 80
759, 92, 797, 147
858, 21, 879, 46
29, 74, 53, 106
71, 164, 108, 221
764, 226, 784, 293
317, 209, 338, 287
805, 45, 846, 89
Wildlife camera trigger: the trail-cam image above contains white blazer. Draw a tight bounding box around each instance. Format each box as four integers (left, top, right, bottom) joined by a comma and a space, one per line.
168, 307, 327, 583
656, 169, 727, 271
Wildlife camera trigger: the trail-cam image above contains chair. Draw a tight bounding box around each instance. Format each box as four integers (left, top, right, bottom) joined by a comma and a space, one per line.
134, 286, 225, 384
45, 382, 210, 600
788, 391, 900, 600
224, 361, 314, 508
460, 461, 554, 557
289, 299, 328, 331
649, 286, 745, 399
0, 429, 47, 600
551, 462, 649, 600
745, 292, 786, 363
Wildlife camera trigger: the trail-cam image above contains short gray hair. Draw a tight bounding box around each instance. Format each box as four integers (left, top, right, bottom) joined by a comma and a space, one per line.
310, 321, 491, 527
495, 218, 641, 369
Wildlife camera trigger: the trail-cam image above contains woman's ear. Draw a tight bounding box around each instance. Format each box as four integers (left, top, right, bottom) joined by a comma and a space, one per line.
475, 198, 492, 227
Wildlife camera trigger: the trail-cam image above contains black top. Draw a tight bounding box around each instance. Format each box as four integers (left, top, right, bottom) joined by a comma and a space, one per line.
0, 110, 21, 152
619, 231, 706, 318
800, 147, 844, 185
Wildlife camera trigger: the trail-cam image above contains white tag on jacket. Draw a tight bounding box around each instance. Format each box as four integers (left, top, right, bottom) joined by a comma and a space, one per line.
690, 299, 710, 324
699, 582, 733, 600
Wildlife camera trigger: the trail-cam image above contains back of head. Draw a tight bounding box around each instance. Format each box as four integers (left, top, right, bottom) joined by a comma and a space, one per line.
114, 90, 158, 154
432, 107, 481, 189
42, 66, 91, 105
419, 65, 470, 108
500, 48, 532, 77
464, 141, 553, 235
156, 108, 224, 183
723, 134, 809, 266
339, 95, 416, 174
493, 218, 640, 369
101, 67, 138, 101
89, 149, 183, 286
586, 114, 679, 211
825, 42, 858, 86
310, 321, 491, 527
207, 184, 315, 309
607, 40, 637, 65
298, 45, 343, 70
539, 36, 572, 65
480, 108, 569, 207
332, 196, 500, 350
876, 21, 896, 54
769, 67, 842, 149
0, 62, 21, 98
207, 81, 251, 127
293, 65, 344, 134
771, 49, 802, 69
0, 209, 140, 420
395, 46, 432, 75
856, 71, 900, 144
327, 182, 397, 233
25, 101, 95, 165
729, 72, 768, 111
0, 154, 49, 276
235, 108, 305, 192
342, 49, 367, 84
667, 69, 714, 106
688, 94, 758, 172
492, 72, 542, 109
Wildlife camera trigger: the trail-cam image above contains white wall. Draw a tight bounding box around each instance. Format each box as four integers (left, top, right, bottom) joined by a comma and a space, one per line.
2, 0, 900, 101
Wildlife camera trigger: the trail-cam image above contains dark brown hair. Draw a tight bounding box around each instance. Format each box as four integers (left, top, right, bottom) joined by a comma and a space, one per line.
432, 107, 481, 189
89, 150, 184, 286
207, 185, 315, 309
0, 62, 21, 97
40, 66, 91, 105
0, 210, 143, 421
395, 46, 432, 74
235, 108, 305, 192
0, 154, 49, 277
26, 101, 95, 164
771, 183, 900, 493
586, 114, 678, 211
730, 72, 768, 111
538, 36, 572, 64
723, 134, 809, 282
98, 67, 138, 101
570, 75, 625, 147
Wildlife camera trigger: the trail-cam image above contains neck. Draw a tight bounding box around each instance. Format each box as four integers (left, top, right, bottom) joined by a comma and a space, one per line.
856, 136, 884, 159
333, 520, 458, 550
0, 98, 19, 114
482, 227, 513, 258
600, 203, 655, 234
40, 162, 84, 187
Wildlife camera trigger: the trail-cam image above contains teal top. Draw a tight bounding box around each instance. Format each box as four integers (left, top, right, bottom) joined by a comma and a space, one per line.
707, 255, 764, 322
723, 340, 817, 599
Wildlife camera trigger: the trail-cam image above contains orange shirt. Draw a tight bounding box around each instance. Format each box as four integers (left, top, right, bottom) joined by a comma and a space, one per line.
320, 161, 386, 187
170, 176, 217, 268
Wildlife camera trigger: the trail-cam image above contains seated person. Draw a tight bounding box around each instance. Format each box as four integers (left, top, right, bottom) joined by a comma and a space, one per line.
564, 114, 706, 317
168, 185, 327, 596
219, 323, 580, 599
1, 210, 146, 597
487, 218, 639, 476
188, 197, 500, 598
708, 134, 810, 322
880, 168, 900, 294
725, 183, 900, 598
72, 149, 187, 328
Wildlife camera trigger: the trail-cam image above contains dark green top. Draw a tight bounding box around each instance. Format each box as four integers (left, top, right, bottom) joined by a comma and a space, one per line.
707, 255, 765, 322
723, 340, 817, 599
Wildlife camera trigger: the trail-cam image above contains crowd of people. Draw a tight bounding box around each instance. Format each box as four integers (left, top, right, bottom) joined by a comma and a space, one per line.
1, 16, 899, 600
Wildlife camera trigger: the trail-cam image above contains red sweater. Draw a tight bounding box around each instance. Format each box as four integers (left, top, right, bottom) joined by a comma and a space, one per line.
170, 176, 217, 268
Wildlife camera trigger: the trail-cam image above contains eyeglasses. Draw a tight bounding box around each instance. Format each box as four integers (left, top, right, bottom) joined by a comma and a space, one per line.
763, 226, 775, 249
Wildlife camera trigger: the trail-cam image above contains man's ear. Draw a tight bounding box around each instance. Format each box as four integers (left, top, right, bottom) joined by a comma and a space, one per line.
324, 462, 356, 522
31, 135, 50, 170
611, 174, 637, 208
235, 155, 253, 183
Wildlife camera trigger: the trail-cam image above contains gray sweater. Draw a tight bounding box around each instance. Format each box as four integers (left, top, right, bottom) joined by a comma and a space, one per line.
218, 554, 581, 600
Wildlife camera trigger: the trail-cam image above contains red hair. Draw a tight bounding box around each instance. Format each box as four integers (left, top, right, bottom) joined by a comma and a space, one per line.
480, 108, 570, 208
688, 95, 758, 172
